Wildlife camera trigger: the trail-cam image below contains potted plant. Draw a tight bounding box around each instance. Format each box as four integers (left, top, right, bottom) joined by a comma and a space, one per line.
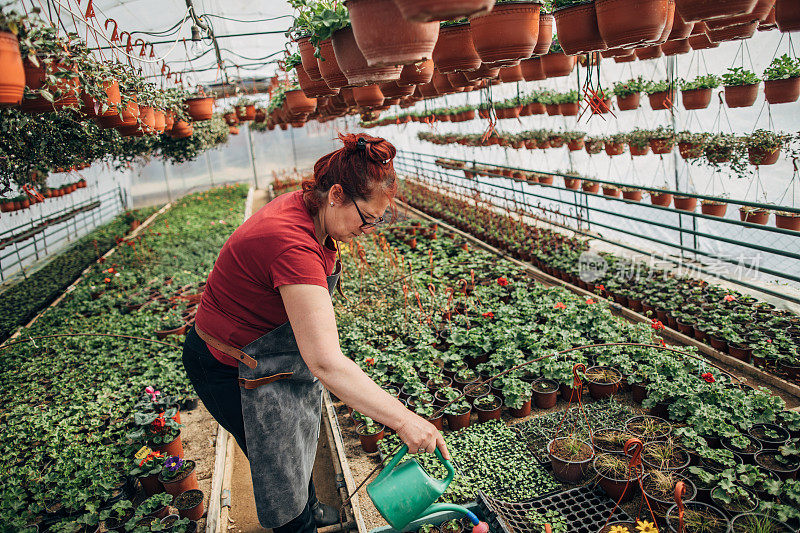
700, 197, 728, 217
593, 452, 640, 501
564, 131, 585, 151
745, 129, 786, 166
469, 1, 542, 66
775, 209, 800, 231
755, 443, 800, 480
583, 365, 622, 399
739, 205, 771, 224
677, 131, 707, 159
137, 492, 173, 520
547, 435, 593, 482
501, 378, 532, 417
722, 67, 760, 108
648, 125, 675, 154
173, 488, 204, 521
0, 6, 26, 107
721, 433, 763, 463
642, 471, 696, 517
613, 77, 644, 110
665, 501, 729, 532
130, 449, 166, 497
680, 73, 720, 110
540, 37, 578, 78
604, 132, 627, 155
444, 399, 471, 430
593, 427, 635, 454
158, 455, 199, 497
642, 438, 691, 471
129, 408, 184, 458
552, 0, 606, 56
625, 415, 672, 441
584, 136, 604, 154
602, 183, 622, 198
532, 378, 559, 408
582, 180, 600, 193
627, 128, 651, 156
103, 500, 135, 531
728, 514, 794, 533
356, 416, 385, 452
763, 54, 800, 105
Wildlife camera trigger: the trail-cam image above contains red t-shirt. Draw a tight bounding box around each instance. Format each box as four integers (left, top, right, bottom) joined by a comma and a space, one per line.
195, 190, 338, 367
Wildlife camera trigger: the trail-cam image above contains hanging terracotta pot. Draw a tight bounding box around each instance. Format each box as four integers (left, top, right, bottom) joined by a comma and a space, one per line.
530, 102, 546, 114
352, 84, 385, 107
559, 102, 580, 115
654, 0, 677, 43
649, 137, 674, 154
764, 77, 800, 104
760, 5, 778, 29
682, 87, 713, 109
463, 62, 500, 81
554, 1, 607, 55
673, 195, 697, 211
775, 213, 800, 231
630, 144, 651, 155
97, 99, 139, 129
169, 120, 194, 139
635, 45, 663, 59
519, 57, 546, 81
668, 11, 695, 39
595, 0, 669, 49
390, 0, 495, 22
21, 59, 81, 113
431, 70, 456, 93
0, 32, 24, 107
544, 103, 560, 115
332, 26, 402, 86
285, 89, 317, 116
724, 83, 759, 107
470, 2, 542, 65
164, 112, 175, 132
81, 79, 122, 118
317, 38, 350, 89
236, 104, 256, 121
153, 109, 166, 133
347, 0, 439, 67
650, 192, 673, 206
417, 82, 439, 97
535, 14, 555, 54
706, 0, 775, 28
432, 23, 482, 74
296, 36, 324, 81
676, 0, 758, 21
740, 207, 770, 223
398, 59, 434, 85
614, 52, 637, 62
605, 141, 625, 155
541, 52, 577, 77
138, 106, 156, 134
662, 38, 691, 54
706, 20, 758, 40
498, 63, 524, 82
748, 145, 781, 165
687, 23, 719, 48
775, 0, 800, 30
185, 96, 213, 121
447, 71, 473, 88
296, 65, 339, 98
648, 89, 675, 110
379, 81, 416, 98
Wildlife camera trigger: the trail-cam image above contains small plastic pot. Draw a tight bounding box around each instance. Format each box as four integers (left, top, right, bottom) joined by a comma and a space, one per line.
548, 438, 594, 483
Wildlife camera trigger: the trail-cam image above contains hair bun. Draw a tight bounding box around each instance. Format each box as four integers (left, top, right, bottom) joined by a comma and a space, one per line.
341, 133, 396, 164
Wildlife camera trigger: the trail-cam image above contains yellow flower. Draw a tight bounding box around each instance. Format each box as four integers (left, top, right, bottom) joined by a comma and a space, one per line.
636, 520, 658, 533
609, 526, 630, 533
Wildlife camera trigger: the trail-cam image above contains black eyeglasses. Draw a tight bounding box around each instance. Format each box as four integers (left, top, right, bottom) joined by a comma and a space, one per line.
350, 196, 385, 229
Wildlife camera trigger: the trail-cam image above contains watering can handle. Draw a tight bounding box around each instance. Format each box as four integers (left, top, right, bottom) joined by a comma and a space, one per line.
372, 445, 456, 490
433, 446, 456, 490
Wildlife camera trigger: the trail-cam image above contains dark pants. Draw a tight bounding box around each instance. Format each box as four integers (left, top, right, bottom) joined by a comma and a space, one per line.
182, 326, 318, 533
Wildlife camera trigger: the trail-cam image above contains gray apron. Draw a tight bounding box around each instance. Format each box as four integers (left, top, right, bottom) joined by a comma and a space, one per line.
238, 260, 342, 528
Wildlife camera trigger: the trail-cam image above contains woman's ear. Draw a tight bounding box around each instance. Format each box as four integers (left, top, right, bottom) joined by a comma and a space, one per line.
329, 184, 347, 206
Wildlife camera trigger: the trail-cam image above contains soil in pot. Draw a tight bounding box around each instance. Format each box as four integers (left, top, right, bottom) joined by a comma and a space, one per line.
174, 489, 204, 521
721, 434, 763, 463
748, 422, 789, 450
666, 502, 729, 532
728, 513, 794, 533
532, 378, 559, 409
474, 394, 502, 422
625, 415, 672, 441
642, 471, 697, 516
356, 422, 385, 452
593, 427, 636, 454
548, 436, 594, 483
583, 366, 622, 400
642, 438, 691, 471
593, 452, 641, 501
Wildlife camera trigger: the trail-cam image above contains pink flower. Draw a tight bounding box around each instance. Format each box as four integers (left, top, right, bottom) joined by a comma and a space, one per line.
724, 294, 736, 302
103, 277, 111, 283
554, 302, 566, 309
497, 277, 509, 287
585, 298, 595, 304
701, 372, 715, 383
482, 311, 495, 319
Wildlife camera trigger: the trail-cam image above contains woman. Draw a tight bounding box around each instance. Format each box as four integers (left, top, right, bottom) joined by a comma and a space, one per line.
182, 133, 449, 533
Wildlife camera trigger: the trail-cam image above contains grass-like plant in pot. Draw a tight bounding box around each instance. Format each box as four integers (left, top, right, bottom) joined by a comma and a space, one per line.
625, 415, 671, 441
593, 452, 640, 501
722, 67, 760, 108
583, 365, 622, 400
665, 501, 729, 532
642, 437, 690, 471
547, 434, 593, 483
728, 513, 794, 533
763, 54, 800, 105
642, 470, 696, 517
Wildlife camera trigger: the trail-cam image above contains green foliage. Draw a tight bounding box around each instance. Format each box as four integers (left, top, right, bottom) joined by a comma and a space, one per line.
612, 77, 645, 97
721, 67, 760, 87
763, 54, 800, 81
680, 74, 721, 91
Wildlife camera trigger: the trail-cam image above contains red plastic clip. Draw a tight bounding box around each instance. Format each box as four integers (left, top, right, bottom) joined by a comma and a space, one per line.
104, 18, 119, 42
675, 480, 686, 533
572, 363, 586, 390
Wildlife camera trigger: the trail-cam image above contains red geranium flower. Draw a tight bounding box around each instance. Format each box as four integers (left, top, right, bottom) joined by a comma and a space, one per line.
365, 357, 375, 366
595, 284, 605, 292
103, 277, 111, 283
482, 311, 495, 319
554, 302, 566, 309
651, 319, 665, 331
586, 298, 595, 304
701, 372, 715, 383
724, 294, 736, 302
497, 277, 509, 287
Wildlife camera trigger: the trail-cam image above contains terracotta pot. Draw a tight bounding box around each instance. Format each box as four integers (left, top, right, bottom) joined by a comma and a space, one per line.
173, 489, 204, 521
764, 77, 800, 104
432, 23, 482, 73
533, 380, 559, 408
185, 96, 213, 121
596, 0, 669, 48
655, 0, 677, 43
98, 99, 139, 129
470, 2, 541, 65
529, 102, 546, 114
152, 109, 166, 133
347, 0, 439, 67
519, 57, 545, 81
356, 424, 385, 452
775, 213, 800, 231
296, 36, 324, 81
553, 2, 607, 55
158, 461, 199, 497
739, 207, 770, 224
398, 58, 434, 85
317, 38, 350, 89
535, 13, 555, 54
648, 89, 675, 110
508, 399, 532, 418
81, 79, 122, 118
635, 44, 663, 59
605, 141, 625, 155
541, 52, 577, 77
445, 409, 471, 430
668, 10, 695, 39
0, 32, 24, 107
676, 0, 758, 21
352, 84, 385, 107
630, 144, 651, 156
775, 0, 800, 30
706, 0, 775, 27
498, 63, 524, 82
168, 120, 193, 139
662, 37, 691, 55
678, 141, 703, 159
21, 59, 81, 113
748, 145, 781, 165
616, 92, 640, 110
673, 195, 697, 211
138, 474, 165, 497
603, 186, 622, 198
549, 438, 593, 483
138, 106, 156, 134
681, 87, 712, 109
724, 83, 759, 107
333, 26, 402, 86
707, 20, 758, 40
701, 202, 728, 217
544, 103, 560, 115
567, 139, 585, 152
650, 138, 674, 154
296, 65, 339, 99
687, 22, 720, 48
583, 182, 601, 193
557, 102, 578, 115
760, 5, 778, 28
152, 433, 184, 458
614, 52, 637, 62
622, 189, 643, 201
285, 88, 317, 116
390, 0, 495, 22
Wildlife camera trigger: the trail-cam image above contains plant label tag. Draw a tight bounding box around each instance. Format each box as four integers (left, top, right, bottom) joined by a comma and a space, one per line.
135, 446, 152, 462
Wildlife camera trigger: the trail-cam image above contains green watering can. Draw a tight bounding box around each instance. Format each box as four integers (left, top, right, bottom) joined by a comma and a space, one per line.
367, 445, 489, 533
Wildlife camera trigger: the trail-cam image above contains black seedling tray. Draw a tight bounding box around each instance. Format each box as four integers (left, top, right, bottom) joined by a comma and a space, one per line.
477, 485, 634, 533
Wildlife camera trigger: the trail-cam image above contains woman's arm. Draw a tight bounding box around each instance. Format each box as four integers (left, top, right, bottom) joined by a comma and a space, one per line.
279, 283, 449, 458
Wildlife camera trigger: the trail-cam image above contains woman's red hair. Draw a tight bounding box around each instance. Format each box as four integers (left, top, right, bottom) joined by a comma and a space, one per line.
302, 133, 397, 215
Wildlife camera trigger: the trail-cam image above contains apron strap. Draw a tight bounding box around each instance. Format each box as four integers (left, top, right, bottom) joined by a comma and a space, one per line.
195, 325, 258, 369
238, 372, 293, 389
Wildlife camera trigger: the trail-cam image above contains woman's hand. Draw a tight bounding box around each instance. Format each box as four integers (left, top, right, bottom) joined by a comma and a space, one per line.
395, 411, 450, 460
